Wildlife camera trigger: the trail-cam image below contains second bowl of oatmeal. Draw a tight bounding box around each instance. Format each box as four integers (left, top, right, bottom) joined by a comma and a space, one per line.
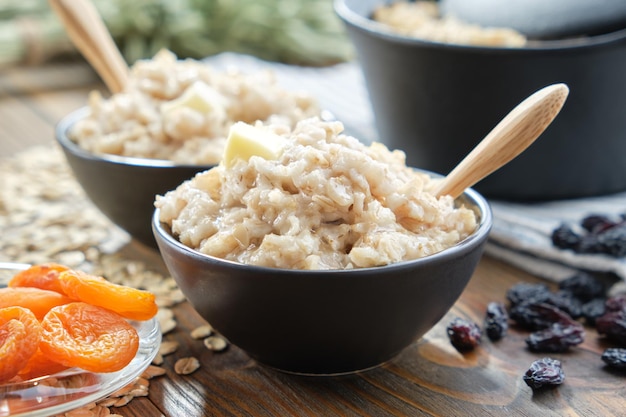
152, 118, 492, 375
335, 0, 626, 200
55, 51, 320, 247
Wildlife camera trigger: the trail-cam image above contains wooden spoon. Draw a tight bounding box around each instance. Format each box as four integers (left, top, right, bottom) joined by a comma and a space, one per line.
48, 0, 129, 93
433, 83, 569, 199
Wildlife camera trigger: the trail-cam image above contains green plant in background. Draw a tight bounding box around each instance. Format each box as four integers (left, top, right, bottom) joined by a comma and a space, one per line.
0, 0, 353, 68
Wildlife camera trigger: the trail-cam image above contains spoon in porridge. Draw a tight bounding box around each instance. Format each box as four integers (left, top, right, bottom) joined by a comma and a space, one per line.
432, 83, 569, 198
49, 0, 128, 93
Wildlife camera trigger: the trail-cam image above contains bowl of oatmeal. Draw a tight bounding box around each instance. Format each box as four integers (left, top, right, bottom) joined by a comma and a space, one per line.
55, 50, 319, 247
152, 118, 492, 374
335, 0, 626, 200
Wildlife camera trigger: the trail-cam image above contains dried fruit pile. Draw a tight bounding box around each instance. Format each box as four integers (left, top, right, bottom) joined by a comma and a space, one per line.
447, 271, 626, 390
552, 213, 626, 257
0, 263, 158, 383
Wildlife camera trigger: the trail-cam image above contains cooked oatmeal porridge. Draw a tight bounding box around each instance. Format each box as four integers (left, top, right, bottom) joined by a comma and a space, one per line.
69, 50, 319, 164
155, 118, 478, 270
373, 1, 527, 47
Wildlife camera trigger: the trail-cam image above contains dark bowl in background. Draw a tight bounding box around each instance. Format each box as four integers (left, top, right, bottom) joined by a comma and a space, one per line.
152, 182, 492, 375
56, 108, 212, 248
335, 0, 626, 201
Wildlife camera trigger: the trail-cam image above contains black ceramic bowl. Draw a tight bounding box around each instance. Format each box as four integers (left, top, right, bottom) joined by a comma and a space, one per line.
335, 0, 626, 201
56, 108, 211, 248
152, 183, 492, 375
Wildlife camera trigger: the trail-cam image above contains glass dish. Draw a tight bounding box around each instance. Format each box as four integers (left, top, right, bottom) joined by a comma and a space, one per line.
0, 317, 161, 417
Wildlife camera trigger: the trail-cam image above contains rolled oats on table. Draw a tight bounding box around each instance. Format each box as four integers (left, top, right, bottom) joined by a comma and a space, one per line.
203, 335, 228, 352
69, 49, 320, 165
0, 146, 126, 268
174, 357, 201, 375
190, 324, 213, 339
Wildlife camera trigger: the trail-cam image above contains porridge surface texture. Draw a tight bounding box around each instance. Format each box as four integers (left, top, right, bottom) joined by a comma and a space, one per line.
156, 118, 478, 269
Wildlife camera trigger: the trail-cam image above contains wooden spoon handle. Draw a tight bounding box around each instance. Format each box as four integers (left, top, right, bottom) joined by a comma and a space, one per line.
49, 0, 129, 93
433, 83, 569, 199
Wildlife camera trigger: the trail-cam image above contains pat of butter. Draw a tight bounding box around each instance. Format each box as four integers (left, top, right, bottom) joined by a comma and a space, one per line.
222, 122, 288, 168
161, 81, 226, 117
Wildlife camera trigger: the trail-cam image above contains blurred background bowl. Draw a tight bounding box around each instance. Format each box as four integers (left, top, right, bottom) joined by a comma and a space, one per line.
152, 182, 492, 375
56, 107, 211, 248
335, 0, 626, 201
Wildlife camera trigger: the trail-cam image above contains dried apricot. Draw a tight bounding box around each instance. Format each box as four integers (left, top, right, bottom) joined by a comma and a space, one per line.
58, 270, 158, 321
0, 306, 42, 383
0, 287, 74, 320
40, 302, 139, 373
17, 348, 69, 380
8, 263, 69, 295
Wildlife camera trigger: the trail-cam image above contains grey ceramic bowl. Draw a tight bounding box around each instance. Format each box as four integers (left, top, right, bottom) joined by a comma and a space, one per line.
55, 108, 212, 248
335, 0, 626, 201
152, 182, 492, 375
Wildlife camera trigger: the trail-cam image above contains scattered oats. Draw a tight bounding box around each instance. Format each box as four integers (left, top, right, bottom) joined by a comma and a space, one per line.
142, 364, 167, 379
129, 385, 150, 397
159, 340, 179, 356
55, 250, 86, 267
84, 247, 101, 263
156, 287, 187, 307
113, 395, 134, 407
174, 357, 201, 375
203, 335, 228, 352
136, 376, 150, 387
96, 398, 120, 408
157, 308, 177, 333
93, 405, 113, 417
156, 308, 174, 322
156, 296, 177, 308
159, 317, 177, 334
0, 148, 184, 307
152, 352, 164, 365
190, 324, 213, 339
162, 277, 179, 288
142, 272, 166, 288
0, 146, 129, 267
109, 384, 134, 398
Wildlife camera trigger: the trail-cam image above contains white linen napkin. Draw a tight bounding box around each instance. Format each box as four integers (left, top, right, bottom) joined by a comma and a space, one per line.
204, 52, 626, 283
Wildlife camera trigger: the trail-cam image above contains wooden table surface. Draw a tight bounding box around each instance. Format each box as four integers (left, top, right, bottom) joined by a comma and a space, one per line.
1, 62, 625, 417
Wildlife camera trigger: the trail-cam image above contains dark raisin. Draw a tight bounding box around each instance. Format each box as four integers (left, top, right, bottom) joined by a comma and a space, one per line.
447, 317, 482, 351
581, 298, 607, 326
545, 290, 583, 319
551, 224, 581, 250
601, 348, 626, 370
506, 283, 551, 307
575, 235, 607, 255
596, 310, 626, 345
509, 302, 576, 331
581, 214, 617, 234
605, 294, 626, 312
484, 302, 508, 341
558, 272, 606, 302
525, 322, 585, 352
594, 224, 626, 257
523, 357, 565, 389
